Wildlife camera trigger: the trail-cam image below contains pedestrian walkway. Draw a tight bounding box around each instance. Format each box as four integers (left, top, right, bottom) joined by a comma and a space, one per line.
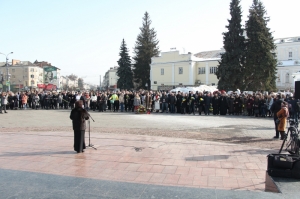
0, 169, 283, 199
0, 130, 286, 198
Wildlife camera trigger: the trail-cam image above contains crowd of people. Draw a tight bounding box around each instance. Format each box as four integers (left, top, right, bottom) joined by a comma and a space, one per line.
1, 89, 299, 141
0, 90, 299, 117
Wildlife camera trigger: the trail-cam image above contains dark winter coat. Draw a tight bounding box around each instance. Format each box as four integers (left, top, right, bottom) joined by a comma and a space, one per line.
271, 99, 283, 119
70, 108, 89, 131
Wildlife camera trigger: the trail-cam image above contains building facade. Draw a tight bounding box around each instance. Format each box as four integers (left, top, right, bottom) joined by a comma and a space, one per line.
275, 36, 300, 90
0, 60, 44, 91
102, 66, 119, 90
150, 50, 223, 90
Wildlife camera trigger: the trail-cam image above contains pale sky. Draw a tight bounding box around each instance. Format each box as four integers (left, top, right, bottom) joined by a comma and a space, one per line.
0, 0, 299, 85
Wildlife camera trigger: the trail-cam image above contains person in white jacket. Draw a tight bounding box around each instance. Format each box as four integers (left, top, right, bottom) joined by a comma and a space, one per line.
0, 92, 8, 113
90, 93, 97, 111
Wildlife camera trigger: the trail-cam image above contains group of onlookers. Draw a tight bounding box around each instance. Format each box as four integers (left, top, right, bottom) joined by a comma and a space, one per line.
0, 90, 299, 120
1, 89, 299, 141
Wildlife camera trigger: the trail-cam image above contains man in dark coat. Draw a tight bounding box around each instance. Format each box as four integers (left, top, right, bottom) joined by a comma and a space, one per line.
160, 92, 169, 113
168, 92, 176, 113
212, 93, 220, 115
219, 93, 228, 115
124, 91, 130, 112
70, 100, 89, 153
63, 92, 69, 109
203, 92, 212, 115
176, 91, 182, 113
188, 91, 196, 115
69, 92, 76, 109
197, 93, 205, 115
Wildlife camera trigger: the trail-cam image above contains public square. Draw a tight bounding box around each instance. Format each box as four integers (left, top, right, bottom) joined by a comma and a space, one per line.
0, 110, 296, 198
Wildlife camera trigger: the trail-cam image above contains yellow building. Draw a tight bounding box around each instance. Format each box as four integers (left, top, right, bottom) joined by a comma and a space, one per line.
0, 60, 44, 91
150, 50, 223, 90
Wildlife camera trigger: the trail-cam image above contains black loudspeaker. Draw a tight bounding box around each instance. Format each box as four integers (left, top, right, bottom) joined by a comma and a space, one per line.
295, 81, 300, 99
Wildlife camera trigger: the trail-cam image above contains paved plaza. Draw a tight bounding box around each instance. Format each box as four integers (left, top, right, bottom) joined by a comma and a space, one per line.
0, 110, 295, 198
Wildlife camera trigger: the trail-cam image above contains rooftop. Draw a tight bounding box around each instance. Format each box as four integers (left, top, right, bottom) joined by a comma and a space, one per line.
274, 36, 300, 44
194, 49, 225, 59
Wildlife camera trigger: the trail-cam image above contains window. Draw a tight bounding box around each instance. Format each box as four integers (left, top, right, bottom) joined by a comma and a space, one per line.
289, 52, 292, 58
30, 68, 34, 72
179, 67, 183, 74
210, 67, 218, 74
30, 75, 34, 78
277, 75, 281, 82
286, 73, 290, 83
198, 67, 205, 74
31, 80, 35, 85
161, 68, 164, 75
25, 68, 28, 72
153, 81, 157, 84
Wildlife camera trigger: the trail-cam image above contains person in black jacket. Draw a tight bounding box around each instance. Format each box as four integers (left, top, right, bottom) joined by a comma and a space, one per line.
176, 92, 182, 113
160, 92, 169, 113
188, 91, 196, 115
219, 93, 228, 115
270, 94, 283, 139
63, 92, 69, 109
70, 100, 89, 153
181, 93, 188, 114
212, 93, 220, 115
69, 92, 76, 109
168, 92, 176, 113
203, 92, 212, 115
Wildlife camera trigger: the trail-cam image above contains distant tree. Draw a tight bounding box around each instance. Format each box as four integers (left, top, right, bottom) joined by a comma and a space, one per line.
78, 78, 84, 89
216, 0, 246, 91
62, 84, 68, 91
244, 0, 277, 91
67, 74, 78, 81
116, 39, 134, 90
133, 12, 159, 89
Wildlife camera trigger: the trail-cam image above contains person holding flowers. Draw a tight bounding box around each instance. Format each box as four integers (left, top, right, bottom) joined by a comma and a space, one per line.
181, 93, 188, 114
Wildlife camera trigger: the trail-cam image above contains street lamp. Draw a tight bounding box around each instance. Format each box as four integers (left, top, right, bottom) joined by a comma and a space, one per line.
18, 79, 22, 92
0, 52, 13, 91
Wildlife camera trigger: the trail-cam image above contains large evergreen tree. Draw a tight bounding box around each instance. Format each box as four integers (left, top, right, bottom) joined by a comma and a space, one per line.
116, 39, 134, 90
216, 0, 245, 91
244, 0, 277, 91
133, 12, 159, 89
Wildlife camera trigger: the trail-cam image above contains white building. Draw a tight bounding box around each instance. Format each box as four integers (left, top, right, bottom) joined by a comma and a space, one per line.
150, 49, 224, 90
275, 36, 300, 90
102, 66, 119, 90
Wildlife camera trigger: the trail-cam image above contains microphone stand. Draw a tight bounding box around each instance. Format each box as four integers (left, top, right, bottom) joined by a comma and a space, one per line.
86, 112, 97, 150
